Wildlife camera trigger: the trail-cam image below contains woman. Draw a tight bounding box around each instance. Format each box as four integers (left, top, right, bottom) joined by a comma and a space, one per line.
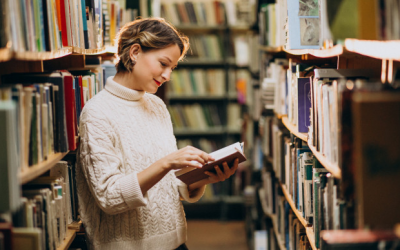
76, 17, 239, 250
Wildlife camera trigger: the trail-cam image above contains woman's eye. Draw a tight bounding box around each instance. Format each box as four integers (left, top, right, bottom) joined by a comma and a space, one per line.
160, 62, 166, 67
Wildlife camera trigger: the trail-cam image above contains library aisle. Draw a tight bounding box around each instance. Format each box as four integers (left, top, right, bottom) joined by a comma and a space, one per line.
186, 220, 248, 250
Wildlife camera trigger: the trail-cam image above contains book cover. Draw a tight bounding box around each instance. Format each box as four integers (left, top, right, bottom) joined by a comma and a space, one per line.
297, 77, 311, 133
2, 73, 70, 153
0, 100, 21, 213
175, 142, 246, 185
286, 0, 320, 49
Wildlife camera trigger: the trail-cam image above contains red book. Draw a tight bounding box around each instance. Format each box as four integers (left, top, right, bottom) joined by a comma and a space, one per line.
79, 76, 84, 108
62, 72, 77, 151
60, 0, 69, 46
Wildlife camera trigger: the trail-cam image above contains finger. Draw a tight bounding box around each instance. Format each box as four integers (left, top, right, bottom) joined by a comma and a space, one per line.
189, 155, 207, 165
231, 158, 239, 174
186, 161, 203, 169
214, 166, 225, 181
192, 148, 215, 162
204, 171, 217, 177
222, 162, 230, 176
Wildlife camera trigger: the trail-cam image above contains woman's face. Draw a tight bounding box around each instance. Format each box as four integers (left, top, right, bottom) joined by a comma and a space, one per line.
131, 44, 180, 94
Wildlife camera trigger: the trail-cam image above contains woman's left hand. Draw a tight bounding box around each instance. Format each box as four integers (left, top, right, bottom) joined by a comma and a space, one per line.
204, 158, 239, 184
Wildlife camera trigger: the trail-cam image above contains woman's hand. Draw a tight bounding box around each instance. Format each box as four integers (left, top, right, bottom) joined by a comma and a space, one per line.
161, 146, 215, 171
204, 158, 239, 184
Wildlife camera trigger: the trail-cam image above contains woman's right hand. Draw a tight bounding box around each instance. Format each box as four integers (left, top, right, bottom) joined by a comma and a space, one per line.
162, 146, 215, 171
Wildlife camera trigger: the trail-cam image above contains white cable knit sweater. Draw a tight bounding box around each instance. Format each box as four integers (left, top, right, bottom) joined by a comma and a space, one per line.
76, 77, 205, 250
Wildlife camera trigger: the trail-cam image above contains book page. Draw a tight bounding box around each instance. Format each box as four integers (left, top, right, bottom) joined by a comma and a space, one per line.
208, 142, 244, 161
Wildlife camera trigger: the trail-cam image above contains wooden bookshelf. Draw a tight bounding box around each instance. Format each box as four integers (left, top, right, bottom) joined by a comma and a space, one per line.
281, 116, 307, 142
0, 48, 13, 62
344, 39, 400, 61
259, 46, 284, 53
279, 181, 319, 249
279, 182, 310, 228
307, 143, 341, 179
258, 189, 287, 250
284, 44, 344, 58
306, 227, 318, 250
57, 228, 76, 250
14, 47, 74, 61
19, 152, 69, 184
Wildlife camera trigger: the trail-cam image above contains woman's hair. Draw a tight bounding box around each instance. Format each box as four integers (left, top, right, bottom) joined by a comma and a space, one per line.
115, 17, 189, 73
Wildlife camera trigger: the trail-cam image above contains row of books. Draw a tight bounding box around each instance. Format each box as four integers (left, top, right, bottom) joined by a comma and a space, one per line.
168, 103, 241, 131
168, 69, 225, 96
258, 0, 400, 50
259, 169, 313, 250
0, 0, 132, 52
0, 68, 103, 168
186, 35, 224, 60
160, 0, 256, 27
1, 161, 78, 250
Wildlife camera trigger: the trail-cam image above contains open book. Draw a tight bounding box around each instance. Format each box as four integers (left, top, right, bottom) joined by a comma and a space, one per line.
175, 142, 247, 185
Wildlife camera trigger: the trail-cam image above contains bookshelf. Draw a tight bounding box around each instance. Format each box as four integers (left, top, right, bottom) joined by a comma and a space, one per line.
258, 188, 287, 250
308, 144, 341, 179
248, 1, 400, 249
281, 115, 307, 142
19, 152, 69, 184
279, 182, 309, 228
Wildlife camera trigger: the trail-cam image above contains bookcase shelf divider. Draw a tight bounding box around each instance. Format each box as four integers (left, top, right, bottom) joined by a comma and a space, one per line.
281, 116, 307, 142
57, 221, 82, 250
307, 143, 341, 179
19, 152, 69, 184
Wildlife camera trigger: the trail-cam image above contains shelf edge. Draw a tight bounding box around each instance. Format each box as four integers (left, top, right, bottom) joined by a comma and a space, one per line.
307, 143, 341, 179
19, 152, 69, 184
281, 116, 308, 142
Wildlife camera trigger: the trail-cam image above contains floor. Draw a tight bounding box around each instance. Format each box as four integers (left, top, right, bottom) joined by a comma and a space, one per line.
186, 220, 249, 250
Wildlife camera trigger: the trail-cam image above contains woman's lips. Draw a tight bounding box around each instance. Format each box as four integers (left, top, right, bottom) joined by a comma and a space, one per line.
154, 79, 161, 86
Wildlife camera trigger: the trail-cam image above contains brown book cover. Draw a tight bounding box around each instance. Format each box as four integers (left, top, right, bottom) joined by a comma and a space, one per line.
176, 142, 246, 185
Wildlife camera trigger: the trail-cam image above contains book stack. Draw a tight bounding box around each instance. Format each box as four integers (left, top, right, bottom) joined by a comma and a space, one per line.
168, 69, 225, 97
11, 161, 78, 250
186, 35, 224, 61
0, 0, 136, 52
160, 0, 256, 27
168, 104, 223, 131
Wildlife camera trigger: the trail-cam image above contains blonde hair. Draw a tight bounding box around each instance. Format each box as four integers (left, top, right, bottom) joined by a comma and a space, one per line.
115, 17, 189, 73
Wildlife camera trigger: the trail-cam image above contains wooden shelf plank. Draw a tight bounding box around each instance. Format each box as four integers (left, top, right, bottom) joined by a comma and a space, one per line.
0, 48, 13, 62
14, 47, 73, 61
307, 143, 341, 179
279, 182, 310, 228
259, 46, 284, 53
283, 45, 343, 58
56, 228, 76, 250
306, 227, 318, 250
19, 152, 69, 184
344, 39, 400, 61
258, 189, 287, 250
281, 116, 308, 142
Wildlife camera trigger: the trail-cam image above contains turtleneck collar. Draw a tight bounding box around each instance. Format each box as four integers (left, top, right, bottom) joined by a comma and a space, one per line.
105, 76, 145, 101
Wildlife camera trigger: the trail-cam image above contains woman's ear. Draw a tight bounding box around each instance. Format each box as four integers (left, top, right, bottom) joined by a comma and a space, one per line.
129, 44, 141, 62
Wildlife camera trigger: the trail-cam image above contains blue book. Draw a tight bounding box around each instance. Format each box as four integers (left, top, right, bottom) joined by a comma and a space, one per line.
297, 77, 311, 133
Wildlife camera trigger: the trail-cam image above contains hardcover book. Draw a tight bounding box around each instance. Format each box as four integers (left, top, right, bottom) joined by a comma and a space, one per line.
175, 142, 246, 185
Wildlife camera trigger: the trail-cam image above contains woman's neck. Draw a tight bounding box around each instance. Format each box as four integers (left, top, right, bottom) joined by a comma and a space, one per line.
113, 71, 140, 91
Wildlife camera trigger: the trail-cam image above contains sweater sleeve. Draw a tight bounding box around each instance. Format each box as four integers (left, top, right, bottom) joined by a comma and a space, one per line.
79, 109, 148, 215
173, 176, 205, 203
